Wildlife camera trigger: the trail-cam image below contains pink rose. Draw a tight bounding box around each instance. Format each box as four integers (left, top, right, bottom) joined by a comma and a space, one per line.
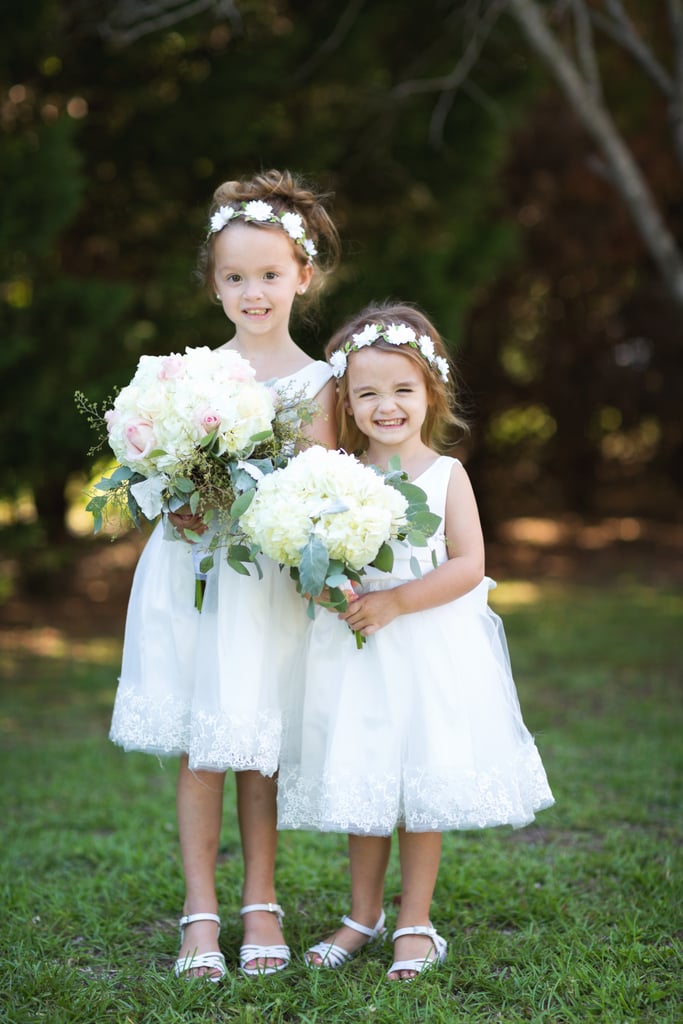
104, 409, 119, 433
198, 409, 222, 434
124, 418, 157, 460
158, 354, 185, 380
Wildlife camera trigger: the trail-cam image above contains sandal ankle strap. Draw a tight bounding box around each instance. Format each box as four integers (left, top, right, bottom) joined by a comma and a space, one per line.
240, 902, 285, 925
179, 912, 221, 934
341, 908, 386, 939
392, 924, 436, 941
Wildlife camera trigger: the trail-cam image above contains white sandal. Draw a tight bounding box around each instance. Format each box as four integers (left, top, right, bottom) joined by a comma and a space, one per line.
239, 902, 290, 976
305, 909, 386, 969
387, 924, 447, 980
173, 912, 227, 982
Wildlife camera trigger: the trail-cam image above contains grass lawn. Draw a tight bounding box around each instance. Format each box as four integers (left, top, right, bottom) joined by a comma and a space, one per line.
1, 580, 681, 1023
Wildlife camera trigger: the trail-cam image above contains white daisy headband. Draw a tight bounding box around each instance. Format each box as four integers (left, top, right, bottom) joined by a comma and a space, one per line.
208, 200, 318, 263
329, 322, 450, 382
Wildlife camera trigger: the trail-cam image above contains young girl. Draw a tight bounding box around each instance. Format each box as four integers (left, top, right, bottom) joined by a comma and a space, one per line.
109, 170, 340, 980
277, 301, 554, 981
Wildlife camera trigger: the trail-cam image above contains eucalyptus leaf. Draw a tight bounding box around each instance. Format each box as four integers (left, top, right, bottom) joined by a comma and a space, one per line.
227, 557, 251, 576
326, 572, 350, 589
86, 495, 109, 513
231, 467, 259, 492
249, 429, 274, 444
298, 535, 330, 597
407, 529, 429, 547
247, 457, 275, 475
173, 477, 195, 494
410, 510, 442, 536
198, 428, 218, 448
325, 586, 348, 611
391, 480, 429, 504
199, 555, 214, 574
371, 542, 394, 573
184, 529, 204, 543
94, 475, 121, 492
229, 544, 253, 562
409, 554, 423, 578
230, 489, 254, 518
110, 464, 135, 483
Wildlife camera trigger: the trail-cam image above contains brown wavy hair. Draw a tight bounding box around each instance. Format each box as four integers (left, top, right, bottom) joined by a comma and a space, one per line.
325, 301, 468, 453
197, 169, 340, 303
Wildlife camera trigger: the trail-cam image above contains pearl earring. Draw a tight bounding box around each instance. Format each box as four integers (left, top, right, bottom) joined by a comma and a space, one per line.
215, 293, 221, 300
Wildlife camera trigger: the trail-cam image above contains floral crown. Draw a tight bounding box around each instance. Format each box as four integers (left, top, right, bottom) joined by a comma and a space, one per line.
329, 322, 450, 382
208, 200, 317, 263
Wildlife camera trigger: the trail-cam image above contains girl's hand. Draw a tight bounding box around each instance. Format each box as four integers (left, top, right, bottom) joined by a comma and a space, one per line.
168, 506, 207, 541
338, 590, 402, 637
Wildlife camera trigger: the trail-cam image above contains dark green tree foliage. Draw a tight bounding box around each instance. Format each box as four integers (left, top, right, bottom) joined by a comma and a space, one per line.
3, 1, 677, 541
0, 0, 528, 539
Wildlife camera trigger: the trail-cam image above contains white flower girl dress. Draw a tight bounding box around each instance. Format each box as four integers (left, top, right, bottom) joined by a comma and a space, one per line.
277, 455, 554, 836
110, 360, 333, 775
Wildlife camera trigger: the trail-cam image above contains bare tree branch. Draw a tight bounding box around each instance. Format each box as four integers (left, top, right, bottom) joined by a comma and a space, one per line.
589, 4, 673, 95
571, 0, 603, 100
291, 0, 367, 84
508, 0, 683, 311
666, 0, 683, 168
74, 0, 242, 46
392, 0, 505, 101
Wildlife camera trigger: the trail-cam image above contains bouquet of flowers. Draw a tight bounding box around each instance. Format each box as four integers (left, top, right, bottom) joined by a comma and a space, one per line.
239, 446, 442, 647
76, 346, 312, 605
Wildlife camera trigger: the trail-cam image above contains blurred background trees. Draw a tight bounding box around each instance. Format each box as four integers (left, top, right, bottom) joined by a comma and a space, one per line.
1, 0, 680, 548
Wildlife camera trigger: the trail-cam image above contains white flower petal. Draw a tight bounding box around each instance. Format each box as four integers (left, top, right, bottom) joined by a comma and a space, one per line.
243, 200, 273, 222
329, 350, 348, 378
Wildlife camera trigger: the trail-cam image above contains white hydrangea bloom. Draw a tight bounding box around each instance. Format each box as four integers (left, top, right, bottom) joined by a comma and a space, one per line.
240, 446, 409, 571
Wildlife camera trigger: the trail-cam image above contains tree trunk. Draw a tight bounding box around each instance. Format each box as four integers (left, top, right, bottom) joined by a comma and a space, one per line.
33, 478, 69, 544
507, 0, 683, 313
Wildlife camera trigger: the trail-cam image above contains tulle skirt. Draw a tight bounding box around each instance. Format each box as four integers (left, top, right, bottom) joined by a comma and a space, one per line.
109, 521, 309, 775
277, 578, 554, 835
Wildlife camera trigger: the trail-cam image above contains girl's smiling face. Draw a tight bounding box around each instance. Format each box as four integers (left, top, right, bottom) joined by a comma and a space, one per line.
213, 221, 312, 340
345, 346, 429, 450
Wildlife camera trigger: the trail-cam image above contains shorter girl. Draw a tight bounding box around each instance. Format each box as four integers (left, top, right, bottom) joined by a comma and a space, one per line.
277, 302, 554, 981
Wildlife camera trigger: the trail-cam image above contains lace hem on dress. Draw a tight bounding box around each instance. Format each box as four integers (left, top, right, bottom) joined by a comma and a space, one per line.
277, 743, 554, 836
110, 684, 281, 775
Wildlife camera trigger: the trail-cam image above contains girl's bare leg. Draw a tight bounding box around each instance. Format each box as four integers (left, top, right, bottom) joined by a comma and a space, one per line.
236, 770, 287, 969
307, 834, 391, 963
387, 828, 442, 981
176, 754, 225, 977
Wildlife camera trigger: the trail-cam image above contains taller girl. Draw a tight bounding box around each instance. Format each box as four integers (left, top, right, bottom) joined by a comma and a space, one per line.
110, 170, 340, 980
